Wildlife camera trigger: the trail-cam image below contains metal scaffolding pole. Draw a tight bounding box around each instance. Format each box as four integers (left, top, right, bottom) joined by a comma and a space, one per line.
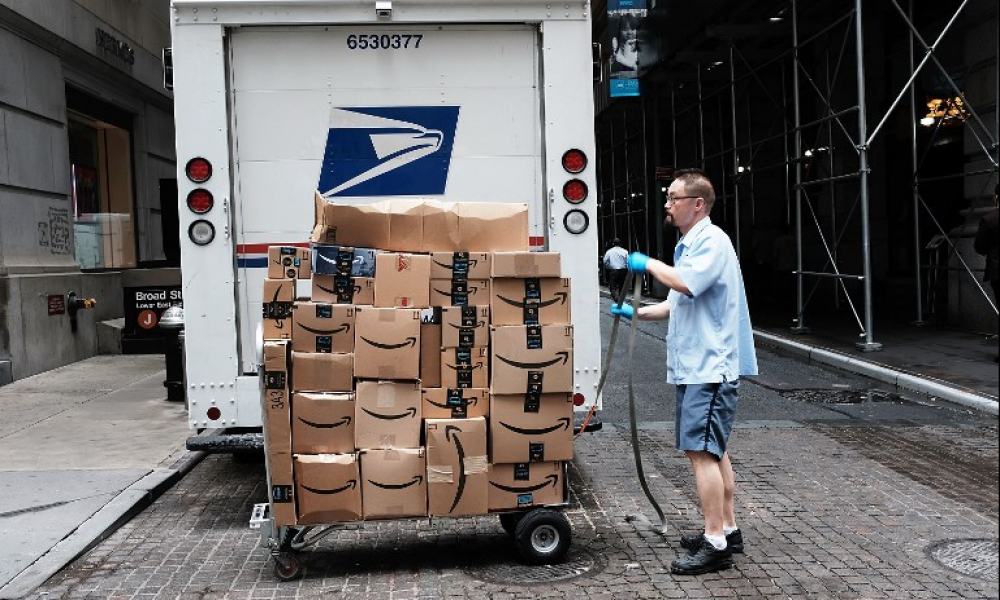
697, 62, 706, 169
670, 84, 678, 168
854, 0, 880, 351
908, 0, 925, 326
791, 0, 807, 333
826, 52, 840, 310
729, 44, 742, 258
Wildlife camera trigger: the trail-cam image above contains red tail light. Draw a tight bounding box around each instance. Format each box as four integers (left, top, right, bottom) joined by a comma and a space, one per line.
563, 179, 588, 203
206, 407, 221, 420
562, 149, 588, 174
573, 393, 586, 406
185, 157, 212, 183
186, 189, 214, 214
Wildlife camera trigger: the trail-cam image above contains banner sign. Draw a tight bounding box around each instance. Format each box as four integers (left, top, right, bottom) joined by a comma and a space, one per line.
608, 0, 647, 97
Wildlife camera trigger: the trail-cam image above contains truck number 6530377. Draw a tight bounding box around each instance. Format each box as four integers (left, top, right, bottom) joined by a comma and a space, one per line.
346, 34, 423, 50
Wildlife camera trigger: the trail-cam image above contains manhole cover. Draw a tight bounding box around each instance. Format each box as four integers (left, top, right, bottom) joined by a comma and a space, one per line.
927, 538, 999, 580
465, 548, 601, 585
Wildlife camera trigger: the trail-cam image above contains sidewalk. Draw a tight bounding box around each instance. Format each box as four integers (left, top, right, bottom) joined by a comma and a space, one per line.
0, 355, 200, 599
602, 287, 999, 414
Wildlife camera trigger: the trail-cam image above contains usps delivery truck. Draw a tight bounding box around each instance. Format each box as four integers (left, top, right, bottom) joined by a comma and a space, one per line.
170, 0, 602, 446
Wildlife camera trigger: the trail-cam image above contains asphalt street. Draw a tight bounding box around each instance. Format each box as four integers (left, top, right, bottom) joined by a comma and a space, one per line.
32, 298, 999, 599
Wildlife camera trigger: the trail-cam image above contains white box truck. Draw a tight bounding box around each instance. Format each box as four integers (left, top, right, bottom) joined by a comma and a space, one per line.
170, 0, 602, 443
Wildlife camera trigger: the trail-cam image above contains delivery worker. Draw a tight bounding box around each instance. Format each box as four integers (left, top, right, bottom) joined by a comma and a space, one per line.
610, 168, 758, 575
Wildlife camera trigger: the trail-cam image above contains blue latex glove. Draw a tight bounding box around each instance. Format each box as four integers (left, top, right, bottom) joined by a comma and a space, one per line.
609, 302, 634, 320
627, 252, 650, 273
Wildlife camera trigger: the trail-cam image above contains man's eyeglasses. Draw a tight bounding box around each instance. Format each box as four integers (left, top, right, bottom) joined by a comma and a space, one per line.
665, 195, 700, 206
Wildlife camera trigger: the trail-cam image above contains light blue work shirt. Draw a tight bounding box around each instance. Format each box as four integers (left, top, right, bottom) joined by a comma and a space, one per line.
665, 217, 758, 384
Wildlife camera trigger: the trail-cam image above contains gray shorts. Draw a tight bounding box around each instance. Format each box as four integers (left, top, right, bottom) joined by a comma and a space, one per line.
674, 380, 739, 460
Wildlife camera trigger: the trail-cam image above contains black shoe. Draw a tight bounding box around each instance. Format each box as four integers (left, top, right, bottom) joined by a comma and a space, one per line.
680, 529, 744, 554
671, 537, 733, 575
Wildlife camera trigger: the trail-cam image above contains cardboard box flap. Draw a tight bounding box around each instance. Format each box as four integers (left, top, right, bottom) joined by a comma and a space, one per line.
457, 203, 529, 251
311, 192, 391, 247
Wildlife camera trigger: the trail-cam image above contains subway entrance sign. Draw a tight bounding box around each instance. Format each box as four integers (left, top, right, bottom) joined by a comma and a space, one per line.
123, 285, 183, 353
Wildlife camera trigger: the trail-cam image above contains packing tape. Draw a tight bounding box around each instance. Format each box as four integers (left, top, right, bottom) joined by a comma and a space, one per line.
383, 448, 400, 461
376, 384, 394, 408
379, 310, 395, 322
464, 455, 488, 475
514, 254, 538, 276
428, 465, 454, 484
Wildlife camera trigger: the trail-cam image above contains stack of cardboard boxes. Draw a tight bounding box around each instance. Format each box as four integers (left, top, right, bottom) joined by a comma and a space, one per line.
260, 194, 574, 526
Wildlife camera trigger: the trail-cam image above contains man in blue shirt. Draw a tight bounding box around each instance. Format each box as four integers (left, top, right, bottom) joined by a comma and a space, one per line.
611, 168, 758, 575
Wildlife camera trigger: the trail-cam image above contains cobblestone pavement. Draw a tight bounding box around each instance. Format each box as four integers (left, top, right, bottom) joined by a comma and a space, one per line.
34, 417, 998, 599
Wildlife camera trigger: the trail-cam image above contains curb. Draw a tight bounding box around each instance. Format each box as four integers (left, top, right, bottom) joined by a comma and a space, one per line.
599, 289, 999, 417
0, 447, 207, 599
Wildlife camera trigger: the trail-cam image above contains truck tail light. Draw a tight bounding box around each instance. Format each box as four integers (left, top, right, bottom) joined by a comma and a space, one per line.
189, 220, 216, 245
206, 407, 221, 420
573, 393, 586, 406
562, 149, 587, 174
563, 209, 589, 234
185, 157, 212, 183
186, 189, 214, 214
563, 179, 588, 203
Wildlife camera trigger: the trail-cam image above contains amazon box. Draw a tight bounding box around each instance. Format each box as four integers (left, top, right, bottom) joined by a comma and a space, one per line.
262, 278, 295, 340
422, 201, 461, 251
294, 453, 362, 524
312, 244, 378, 277
441, 347, 489, 389
387, 199, 425, 252
425, 417, 489, 517
420, 308, 442, 388
374, 253, 431, 308
457, 203, 529, 251
292, 392, 355, 454
262, 341, 291, 454
490, 325, 573, 394
440, 305, 489, 348
491, 278, 571, 326
429, 279, 491, 307
312, 275, 375, 305
488, 461, 565, 511
291, 302, 355, 353
490, 393, 574, 463
354, 308, 421, 379
360, 448, 427, 519
266, 452, 296, 526
430, 252, 491, 280
491, 252, 561, 278
422, 387, 488, 419
311, 192, 390, 248
267, 245, 311, 279
355, 380, 422, 449
290, 352, 353, 392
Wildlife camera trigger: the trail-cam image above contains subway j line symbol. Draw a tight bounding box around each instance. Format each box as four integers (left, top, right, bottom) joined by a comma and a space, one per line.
137, 310, 158, 330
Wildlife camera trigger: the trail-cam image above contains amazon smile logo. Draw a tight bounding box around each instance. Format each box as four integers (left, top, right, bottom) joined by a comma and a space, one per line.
489, 474, 559, 494
432, 286, 479, 298
499, 418, 571, 436
447, 321, 485, 330
432, 258, 479, 271
297, 323, 351, 336
424, 396, 479, 409
368, 475, 423, 490
494, 351, 570, 370
496, 292, 568, 309
360, 336, 417, 350
302, 479, 357, 495
445, 425, 467, 513
361, 407, 418, 420
298, 416, 351, 429
315, 282, 362, 296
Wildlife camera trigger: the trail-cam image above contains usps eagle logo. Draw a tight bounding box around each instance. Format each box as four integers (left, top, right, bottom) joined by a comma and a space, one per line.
318, 106, 460, 197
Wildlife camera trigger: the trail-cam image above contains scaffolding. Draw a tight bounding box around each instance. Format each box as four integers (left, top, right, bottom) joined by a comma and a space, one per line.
600, 0, 999, 349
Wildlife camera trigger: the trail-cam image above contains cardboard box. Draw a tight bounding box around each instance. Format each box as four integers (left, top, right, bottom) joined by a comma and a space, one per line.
354, 308, 421, 379
360, 448, 427, 519
374, 253, 431, 308
491, 252, 561, 278
440, 306, 489, 348
291, 392, 355, 454
294, 453, 362, 524
312, 275, 375, 304
311, 244, 377, 277
429, 279, 491, 307
291, 352, 353, 392
490, 326, 574, 394
490, 393, 574, 463
262, 278, 295, 340
488, 462, 565, 511
422, 201, 461, 251
441, 347, 489, 389
420, 308, 442, 388
267, 245, 311, 279
355, 380, 422, 449
422, 387, 488, 419
491, 278, 571, 325
425, 417, 489, 516
311, 192, 390, 248
291, 302, 355, 353
266, 451, 296, 525
430, 252, 491, 280
457, 203, 529, 251
262, 341, 291, 454
387, 199, 425, 252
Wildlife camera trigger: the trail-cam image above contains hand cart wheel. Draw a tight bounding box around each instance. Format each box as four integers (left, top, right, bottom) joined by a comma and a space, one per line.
513, 508, 572, 565
498, 512, 526, 536
272, 552, 302, 581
